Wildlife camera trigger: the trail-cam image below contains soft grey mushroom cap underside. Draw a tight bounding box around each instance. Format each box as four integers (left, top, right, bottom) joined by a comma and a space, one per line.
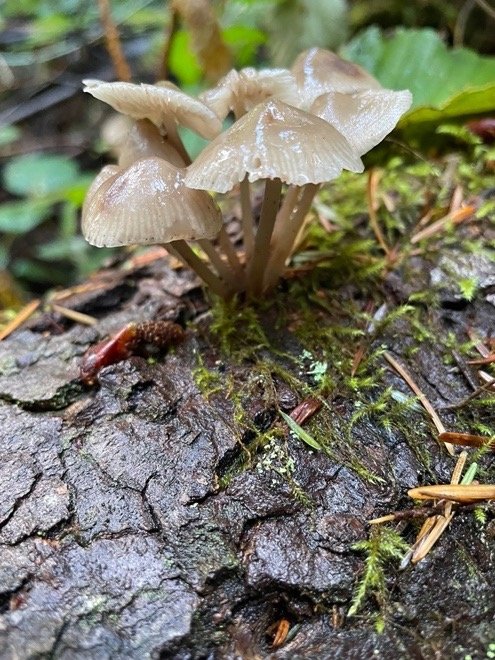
200, 67, 301, 121
82, 158, 222, 247
83, 80, 222, 139
185, 99, 363, 193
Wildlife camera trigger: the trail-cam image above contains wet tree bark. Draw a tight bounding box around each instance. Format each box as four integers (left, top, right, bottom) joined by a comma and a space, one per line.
0, 241, 494, 659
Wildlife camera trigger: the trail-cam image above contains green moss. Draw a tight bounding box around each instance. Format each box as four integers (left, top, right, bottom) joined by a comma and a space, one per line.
209, 297, 269, 360
199, 147, 495, 497
192, 352, 224, 398
348, 526, 410, 618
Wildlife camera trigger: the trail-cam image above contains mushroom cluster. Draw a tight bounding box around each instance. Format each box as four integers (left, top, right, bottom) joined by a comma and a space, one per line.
82, 48, 412, 299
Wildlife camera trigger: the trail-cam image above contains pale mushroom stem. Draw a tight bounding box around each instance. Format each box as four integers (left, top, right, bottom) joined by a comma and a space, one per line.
218, 226, 245, 285
168, 240, 231, 298
240, 176, 255, 261
197, 239, 238, 285
246, 177, 283, 296
271, 184, 301, 244
161, 117, 192, 166
263, 183, 320, 291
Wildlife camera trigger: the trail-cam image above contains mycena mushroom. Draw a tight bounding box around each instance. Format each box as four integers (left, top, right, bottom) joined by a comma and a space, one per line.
81, 157, 234, 298
262, 48, 412, 290
83, 80, 243, 288
81, 52, 412, 300
83, 79, 222, 165
200, 66, 300, 261
185, 98, 363, 295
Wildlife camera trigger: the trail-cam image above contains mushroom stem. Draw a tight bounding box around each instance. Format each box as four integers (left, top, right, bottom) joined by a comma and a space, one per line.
263, 183, 320, 291
161, 117, 191, 166
218, 226, 245, 285
246, 177, 282, 296
168, 240, 231, 298
271, 184, 301, 244
197, 239, 237, 284
240, 176, 255, 260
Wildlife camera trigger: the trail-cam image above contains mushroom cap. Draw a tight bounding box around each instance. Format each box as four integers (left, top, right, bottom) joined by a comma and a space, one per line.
292, 47, 382, 109
82, 157, 222, 247
200, 67, 300, 121
311, 88, 413, 155
83, 79, 222, 139
118, 119, 186, 168
184, 99, 363, 193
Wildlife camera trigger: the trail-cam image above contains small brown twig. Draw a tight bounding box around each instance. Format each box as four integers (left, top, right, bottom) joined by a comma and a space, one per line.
409, 451, 467, 564
410, 204, 475, 244
0, 299, 40, 341
439, 377, 495, 410
367, 169, 392, 260
97, 0, 132, 82
158, 4, 179, 80
51, 304, 97, 326
438, 431, 495, 451
383, 351, 453, 453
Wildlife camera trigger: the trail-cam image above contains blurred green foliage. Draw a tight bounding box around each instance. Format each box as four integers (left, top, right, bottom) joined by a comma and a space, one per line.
343, 27, 495, 136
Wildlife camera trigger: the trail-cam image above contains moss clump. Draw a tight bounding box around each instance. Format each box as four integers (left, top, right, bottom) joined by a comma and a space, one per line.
348, 525, 410, 619
195, 143, 495, 499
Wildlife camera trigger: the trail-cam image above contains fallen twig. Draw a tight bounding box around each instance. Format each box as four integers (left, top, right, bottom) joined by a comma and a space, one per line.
367, 169, 392, 260
0, 299, 40, 341
383, 351, 453, 453
97, 0, 132, 82
411, 204, 476, 244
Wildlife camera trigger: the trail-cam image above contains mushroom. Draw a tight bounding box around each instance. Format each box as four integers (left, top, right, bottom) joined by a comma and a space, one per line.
200, 67, 300, 122
185, 98, 362, 295
118, 119, 187, 169
200, 66, 300, 259
82, 157, 232, 298
309, 89, 412, 158
256, 48, 413, 290
83, 79, 222, 165
292, 47, 382, 110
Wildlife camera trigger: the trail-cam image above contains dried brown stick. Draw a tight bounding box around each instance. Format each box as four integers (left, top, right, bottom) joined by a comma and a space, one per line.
383, 351, 453, 453
97, 0, 132, 82
0, 299, 40, 341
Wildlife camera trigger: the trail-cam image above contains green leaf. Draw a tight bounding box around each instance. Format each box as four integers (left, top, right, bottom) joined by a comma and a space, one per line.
11, 258, 72, 285
29, 14, 74, 46
3, 154, 80, 197
169, 30, 202, 86
461, 463, 478, 485
342, 28, 495, 127
0, 200, 51, 233
280, 411, 322, 450
222, 25, 266, 67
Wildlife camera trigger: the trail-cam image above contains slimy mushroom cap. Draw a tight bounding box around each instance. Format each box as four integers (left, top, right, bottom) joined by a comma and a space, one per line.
185, 99, 363, 193
200, 67, 300, 121
118, 119, 186, 168
82, 157, 222, 247
292, 47, 382, 109
311, 88, 413, 155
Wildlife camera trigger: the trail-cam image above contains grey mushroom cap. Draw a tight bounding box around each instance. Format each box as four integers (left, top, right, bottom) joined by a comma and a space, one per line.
118, 120, 186, 169
292, 47, 382, 109
83, 79, 222, 139
82, 157, 222, 247
184, 99, 363, 193
311, 88, 413, 155
200, 67, 300, 121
